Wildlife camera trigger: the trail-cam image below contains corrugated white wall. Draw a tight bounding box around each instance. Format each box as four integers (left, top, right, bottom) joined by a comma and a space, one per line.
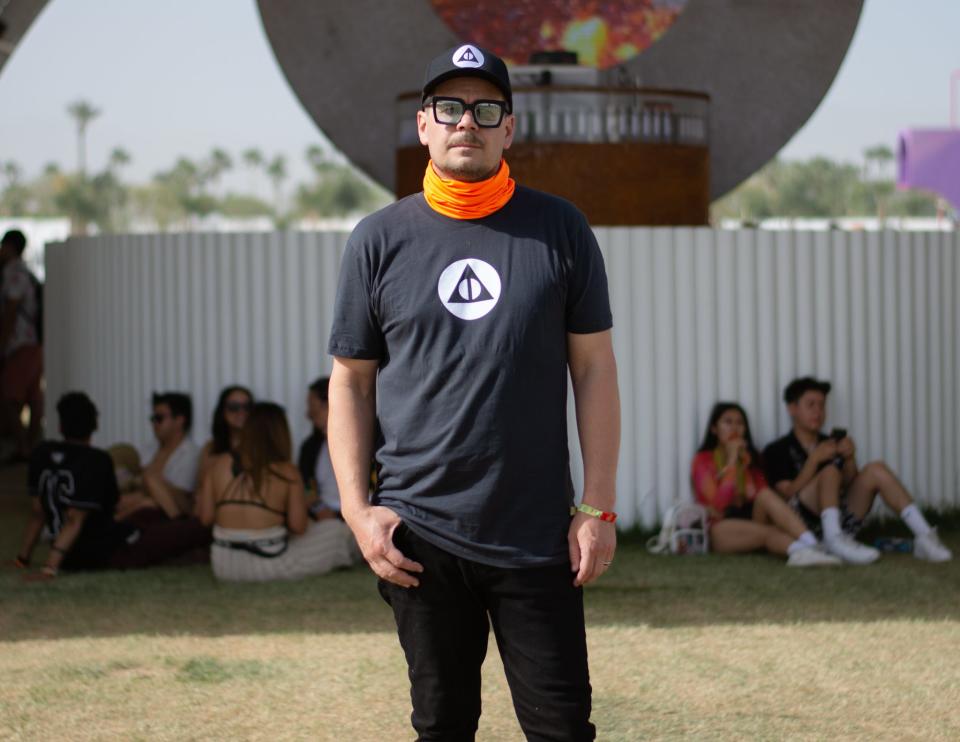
46, 228, 960, 527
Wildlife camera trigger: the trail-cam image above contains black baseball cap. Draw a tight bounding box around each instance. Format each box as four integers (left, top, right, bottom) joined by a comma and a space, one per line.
421, 44, 512, 111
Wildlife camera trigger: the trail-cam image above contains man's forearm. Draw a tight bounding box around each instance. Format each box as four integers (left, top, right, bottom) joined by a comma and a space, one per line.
328, 370, 377, 520
143, 473, 186, 518
45, 516, 86, 571
571, 364, 620, 511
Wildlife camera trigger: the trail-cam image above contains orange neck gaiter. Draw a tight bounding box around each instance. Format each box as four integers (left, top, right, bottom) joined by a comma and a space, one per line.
422, 159, 515, 220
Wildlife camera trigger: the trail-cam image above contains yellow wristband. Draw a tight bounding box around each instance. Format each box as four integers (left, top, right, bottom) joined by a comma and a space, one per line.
571, 503, 617, 523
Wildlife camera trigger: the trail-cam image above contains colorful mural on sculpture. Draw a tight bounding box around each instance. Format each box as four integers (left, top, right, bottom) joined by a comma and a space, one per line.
429, 0, 687, 69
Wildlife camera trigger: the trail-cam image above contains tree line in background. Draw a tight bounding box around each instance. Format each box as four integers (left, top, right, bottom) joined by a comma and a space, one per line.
711, 146, 946, 222
0, 100, 949, 232
0, 99, 390, 234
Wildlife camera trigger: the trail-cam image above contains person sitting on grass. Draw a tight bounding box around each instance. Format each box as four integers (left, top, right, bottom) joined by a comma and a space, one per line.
762, 376, 952, 564
113, 392, 200, 522
197, 401, 359, 582
15, 392, 212, 578
15, 392, 138, 578
298, 376, 343, 521
198, 385, 253, 484
692, 402, 840, 567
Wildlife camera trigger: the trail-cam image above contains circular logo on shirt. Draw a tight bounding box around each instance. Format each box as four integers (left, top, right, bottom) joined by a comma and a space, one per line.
452, 44, 484, 68
437, 258, 501, 320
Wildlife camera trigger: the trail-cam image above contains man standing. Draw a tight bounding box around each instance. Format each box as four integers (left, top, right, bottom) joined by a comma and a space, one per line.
0, 229, 43, 461
328, 44, 619, 740
763, 376, 952, 564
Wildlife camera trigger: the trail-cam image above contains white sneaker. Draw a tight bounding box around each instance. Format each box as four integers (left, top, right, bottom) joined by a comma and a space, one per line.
913, 528, 953, 562
787, 545, 843, 567
824, 534, 881, 564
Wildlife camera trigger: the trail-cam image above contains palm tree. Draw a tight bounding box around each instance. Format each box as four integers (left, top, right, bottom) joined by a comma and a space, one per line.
266, 154, 287, 215
305, 144, 331, 173
242, 147, 264, 194
66, 100, 101, 176
108, 147, 131, 173
2, 160, 21, 188
206, 148, 233, 196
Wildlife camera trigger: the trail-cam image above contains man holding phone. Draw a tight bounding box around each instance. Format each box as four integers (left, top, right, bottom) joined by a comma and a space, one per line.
762, 377, 951, 564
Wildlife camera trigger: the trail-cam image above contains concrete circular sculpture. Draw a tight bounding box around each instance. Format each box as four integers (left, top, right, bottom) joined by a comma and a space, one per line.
258, 0, 863, 200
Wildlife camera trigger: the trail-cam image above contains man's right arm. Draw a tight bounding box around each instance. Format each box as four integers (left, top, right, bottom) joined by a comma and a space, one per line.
773, 442, 837, 499
328, 356, 422, 587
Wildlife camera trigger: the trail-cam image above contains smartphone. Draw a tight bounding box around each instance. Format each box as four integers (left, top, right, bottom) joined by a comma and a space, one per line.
830, 427, 847, 441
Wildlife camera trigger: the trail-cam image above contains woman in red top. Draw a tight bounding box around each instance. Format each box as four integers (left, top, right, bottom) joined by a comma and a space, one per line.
692, 403, 838, 566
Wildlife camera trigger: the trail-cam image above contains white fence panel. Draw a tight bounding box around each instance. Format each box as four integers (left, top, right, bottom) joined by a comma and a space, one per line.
45, 228, 960, 527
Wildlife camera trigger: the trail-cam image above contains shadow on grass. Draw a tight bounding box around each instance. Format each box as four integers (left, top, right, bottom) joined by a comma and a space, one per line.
3, 485, 960, 643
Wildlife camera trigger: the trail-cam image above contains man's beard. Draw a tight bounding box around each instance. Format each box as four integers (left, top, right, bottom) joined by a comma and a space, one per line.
440, 136, 498, 181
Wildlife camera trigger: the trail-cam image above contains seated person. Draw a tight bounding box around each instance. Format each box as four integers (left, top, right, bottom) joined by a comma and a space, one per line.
113, 391, 200, 521
15, 392, 137, 577
197, 401, 359, 582
199, 385, 253, 483
298, 377, 341, 520
692, 402, 839, 567
763, 377, 952, 564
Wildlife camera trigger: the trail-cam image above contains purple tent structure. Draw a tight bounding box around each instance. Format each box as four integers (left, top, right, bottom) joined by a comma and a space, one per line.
898, 128, 960, 211
897, 71, 960, 212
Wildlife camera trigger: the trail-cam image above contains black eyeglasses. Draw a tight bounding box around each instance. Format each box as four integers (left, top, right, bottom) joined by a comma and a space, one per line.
424, 96, 510, 128
149, 413, 168, 424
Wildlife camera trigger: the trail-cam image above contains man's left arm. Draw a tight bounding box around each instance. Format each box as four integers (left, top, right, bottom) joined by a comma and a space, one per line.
567, 329, 620, 587
141, 469, 191, 518
838, 436, 858, 486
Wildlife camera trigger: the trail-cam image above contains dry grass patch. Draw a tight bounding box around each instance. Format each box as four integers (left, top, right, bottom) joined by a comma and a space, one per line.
3, 474, 960, 740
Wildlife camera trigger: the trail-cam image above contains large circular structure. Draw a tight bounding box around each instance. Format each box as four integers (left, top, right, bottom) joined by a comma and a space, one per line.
258, 0, 863, 200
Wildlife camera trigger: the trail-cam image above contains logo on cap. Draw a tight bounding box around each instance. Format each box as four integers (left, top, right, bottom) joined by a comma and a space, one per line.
452, 44, 484, 69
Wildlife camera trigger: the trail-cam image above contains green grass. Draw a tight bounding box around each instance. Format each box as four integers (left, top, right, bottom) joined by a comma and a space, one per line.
3, 468, 960, 740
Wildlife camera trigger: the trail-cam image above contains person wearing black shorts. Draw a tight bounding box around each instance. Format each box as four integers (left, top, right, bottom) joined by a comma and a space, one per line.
327, 44, 620, 741
762, 377, 952, 564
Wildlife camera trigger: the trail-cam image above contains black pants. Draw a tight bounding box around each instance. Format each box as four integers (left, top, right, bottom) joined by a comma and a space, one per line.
378, 523, 594, 742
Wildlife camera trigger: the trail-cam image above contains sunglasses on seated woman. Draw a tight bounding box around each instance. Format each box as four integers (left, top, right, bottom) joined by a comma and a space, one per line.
423, 96, 510, 128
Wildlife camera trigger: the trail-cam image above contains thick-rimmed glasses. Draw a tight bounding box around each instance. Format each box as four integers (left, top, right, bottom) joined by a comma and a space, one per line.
423, 96, 510, 128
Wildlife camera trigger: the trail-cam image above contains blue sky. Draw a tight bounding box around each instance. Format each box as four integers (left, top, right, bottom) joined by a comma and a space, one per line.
1, 0, 957, 191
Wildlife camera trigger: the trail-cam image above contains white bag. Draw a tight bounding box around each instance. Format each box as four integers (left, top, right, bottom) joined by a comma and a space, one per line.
646, 503, 710, 556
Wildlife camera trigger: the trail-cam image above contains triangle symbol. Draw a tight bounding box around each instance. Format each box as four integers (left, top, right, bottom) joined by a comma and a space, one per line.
447, 265, 494, 304
457, 48, 478, 63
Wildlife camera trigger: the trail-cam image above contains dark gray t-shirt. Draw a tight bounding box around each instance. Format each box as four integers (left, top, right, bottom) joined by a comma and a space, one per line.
328, 187, 612, 567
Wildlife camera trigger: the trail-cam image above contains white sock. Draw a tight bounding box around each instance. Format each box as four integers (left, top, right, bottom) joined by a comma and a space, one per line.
900, 504, 932, 538
821, 507, 842, 541
797, 530, 818, 548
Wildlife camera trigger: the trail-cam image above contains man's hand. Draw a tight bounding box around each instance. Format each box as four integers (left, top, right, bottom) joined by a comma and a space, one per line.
813, 439, 839, 464
569, 512, 616, 587
345, 505, 423, 588
837, 436, 856, 460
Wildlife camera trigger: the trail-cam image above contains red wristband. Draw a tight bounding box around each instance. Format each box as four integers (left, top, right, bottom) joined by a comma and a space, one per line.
571, 503, 617, 523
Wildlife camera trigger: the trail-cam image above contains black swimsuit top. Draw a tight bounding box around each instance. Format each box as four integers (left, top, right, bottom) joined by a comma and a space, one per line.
214, 459, 287, 516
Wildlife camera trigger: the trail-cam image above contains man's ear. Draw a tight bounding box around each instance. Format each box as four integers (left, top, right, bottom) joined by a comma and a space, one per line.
417, 110, 430, 146
501, 112, 515, 151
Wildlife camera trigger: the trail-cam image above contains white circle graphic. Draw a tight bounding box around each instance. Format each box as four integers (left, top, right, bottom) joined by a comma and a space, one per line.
437, 258, 501, 320
452, 44, 484, 69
